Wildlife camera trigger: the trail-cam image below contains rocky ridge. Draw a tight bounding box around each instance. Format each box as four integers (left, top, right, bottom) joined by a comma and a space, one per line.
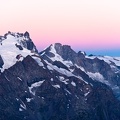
0, 32, 120, 120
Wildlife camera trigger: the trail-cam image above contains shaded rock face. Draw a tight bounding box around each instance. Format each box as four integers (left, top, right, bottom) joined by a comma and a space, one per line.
1, 31, 38, 53
40, 43, 119, 86
26, 41, 35, 51
24, 31, 30, 38
40, 43, 120, 100
0, 55, 120, 120
53, 44, 112, 75
19, 31, 38, 53
54, 43, 77, 61
15, 44, 23, 50
0, 55, 4, 68
52, 61, 69, 71
81, 57, 114, 80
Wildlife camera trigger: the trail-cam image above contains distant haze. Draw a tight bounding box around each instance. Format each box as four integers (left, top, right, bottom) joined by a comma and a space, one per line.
0, 0, 120, 56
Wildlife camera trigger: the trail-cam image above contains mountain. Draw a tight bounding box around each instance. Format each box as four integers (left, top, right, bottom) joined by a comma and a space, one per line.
0, 31, 38, 72
0, 32, 120, 120
40, 43, 120, 99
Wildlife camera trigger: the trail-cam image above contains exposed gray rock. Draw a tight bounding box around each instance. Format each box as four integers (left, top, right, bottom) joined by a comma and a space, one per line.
0, 55, 4, 68
40, 43, 120, 100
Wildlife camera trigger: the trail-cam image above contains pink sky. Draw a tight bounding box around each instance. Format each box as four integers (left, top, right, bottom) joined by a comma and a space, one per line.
0, 0, 120, 55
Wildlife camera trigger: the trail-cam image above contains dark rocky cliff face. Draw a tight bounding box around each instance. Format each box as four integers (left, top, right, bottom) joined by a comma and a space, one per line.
40, 43, 120, 99
19, 31, 38, 53
0, 55, 4, 68
0, 55, 120, 120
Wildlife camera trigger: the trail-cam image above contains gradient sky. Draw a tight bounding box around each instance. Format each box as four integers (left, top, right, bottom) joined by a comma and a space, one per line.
0, 0, 120, 56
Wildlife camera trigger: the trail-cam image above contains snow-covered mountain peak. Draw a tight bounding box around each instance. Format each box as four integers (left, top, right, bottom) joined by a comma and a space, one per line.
0, 32, 39, 72
40, 43, 78, 60
1, 31, 38, 51
44, 43, 71, 55
40, 43, 120, 99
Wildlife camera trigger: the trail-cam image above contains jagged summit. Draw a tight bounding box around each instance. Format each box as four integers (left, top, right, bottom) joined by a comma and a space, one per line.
0, 31, 38, 72
0, 31, 38, 52
40, 42, 120, 100
40, 43, 86, 61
